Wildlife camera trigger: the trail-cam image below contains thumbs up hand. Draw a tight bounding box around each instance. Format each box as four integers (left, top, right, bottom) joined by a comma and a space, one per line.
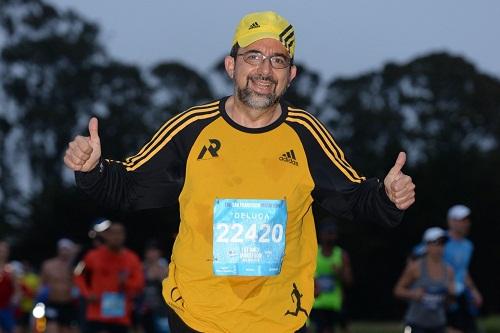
383, 152, 415, 210
64, 117, 102, 172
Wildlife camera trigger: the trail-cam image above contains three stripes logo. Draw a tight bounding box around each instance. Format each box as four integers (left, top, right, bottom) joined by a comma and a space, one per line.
279, 149, 298, 166
279, 24, 294, 54
248, 21, 260, 30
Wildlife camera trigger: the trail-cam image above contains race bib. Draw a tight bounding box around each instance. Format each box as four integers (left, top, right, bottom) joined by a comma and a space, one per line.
316, 275, 336, 293
422, 286, 447, 310
101, 292, 126, 318
213, 199, 287, 276
422, 293, 445, 310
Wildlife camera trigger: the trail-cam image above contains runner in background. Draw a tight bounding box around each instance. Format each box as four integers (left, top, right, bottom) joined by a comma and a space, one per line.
310, 221, 353, 333
74, 221, 144, 333
444, 205, 482, 333
0, 240, 18, 333
40, 238, 81, 333
139, 241, 170, 333
394, 227, 454, 333
14, 261, 41, 333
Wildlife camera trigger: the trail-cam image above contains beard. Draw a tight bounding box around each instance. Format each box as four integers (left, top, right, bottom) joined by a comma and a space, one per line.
237, 74, 284, 110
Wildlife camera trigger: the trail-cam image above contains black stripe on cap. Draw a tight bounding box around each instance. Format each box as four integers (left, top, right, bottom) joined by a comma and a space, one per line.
279, 24, 293, 42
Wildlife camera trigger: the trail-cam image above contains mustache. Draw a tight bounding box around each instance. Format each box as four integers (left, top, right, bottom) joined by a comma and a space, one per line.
248, 74, 277, 85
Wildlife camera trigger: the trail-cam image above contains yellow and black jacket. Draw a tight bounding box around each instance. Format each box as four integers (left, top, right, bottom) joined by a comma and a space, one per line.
76, 97, 402, 333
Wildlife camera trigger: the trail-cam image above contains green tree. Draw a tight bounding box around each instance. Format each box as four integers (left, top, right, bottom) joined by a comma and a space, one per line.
322, 52, 500, 173
320, 52, 500, 318
284, 63, 321, 111
0, 0, 155, 252
148, 62, 214, 127
0, 0, 104, 191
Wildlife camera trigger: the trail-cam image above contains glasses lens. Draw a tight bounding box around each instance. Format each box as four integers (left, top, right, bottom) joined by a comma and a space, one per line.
240, 52, 290, 69
242, 52, 262, 66
270, 56, 290, 69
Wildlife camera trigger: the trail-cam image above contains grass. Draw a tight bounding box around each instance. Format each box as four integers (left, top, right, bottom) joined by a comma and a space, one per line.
349, 321, 401, 333
481, 316, 500, 333
336, 316, 500, 333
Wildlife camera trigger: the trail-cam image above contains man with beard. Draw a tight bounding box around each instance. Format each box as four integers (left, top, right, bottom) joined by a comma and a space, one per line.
63, 11, 416, 333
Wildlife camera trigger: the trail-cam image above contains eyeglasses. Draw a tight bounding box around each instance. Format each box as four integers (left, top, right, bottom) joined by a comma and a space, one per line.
237, 51, 291, 69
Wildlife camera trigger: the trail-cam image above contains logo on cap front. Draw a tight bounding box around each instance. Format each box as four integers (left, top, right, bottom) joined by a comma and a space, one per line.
248, 22, 260, 30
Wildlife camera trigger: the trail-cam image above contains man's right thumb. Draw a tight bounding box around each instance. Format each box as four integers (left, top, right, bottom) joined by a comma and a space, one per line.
89, 117, 99, 141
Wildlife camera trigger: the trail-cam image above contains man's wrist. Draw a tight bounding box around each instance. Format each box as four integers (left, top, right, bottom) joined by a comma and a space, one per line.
75, 159, 105, 188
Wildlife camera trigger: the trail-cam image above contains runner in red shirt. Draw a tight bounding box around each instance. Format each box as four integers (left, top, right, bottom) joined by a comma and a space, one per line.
0, 240, 16, 333
74, 222, 144, 333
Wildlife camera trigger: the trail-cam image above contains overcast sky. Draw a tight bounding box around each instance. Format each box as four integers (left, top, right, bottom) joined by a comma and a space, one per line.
48, 0, 500, 81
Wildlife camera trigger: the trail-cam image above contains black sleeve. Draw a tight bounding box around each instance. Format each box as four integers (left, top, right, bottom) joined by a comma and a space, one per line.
74, 107, 220, 211
286, 112, 403, 227
314, 177, 403, 227
75, 143, 185, 211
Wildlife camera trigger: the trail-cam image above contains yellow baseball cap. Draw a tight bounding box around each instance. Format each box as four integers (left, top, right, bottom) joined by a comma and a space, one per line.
232, 11, 295, 58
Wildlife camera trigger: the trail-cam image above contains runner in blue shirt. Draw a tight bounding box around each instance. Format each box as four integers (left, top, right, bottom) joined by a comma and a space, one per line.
444, 205, 482, 333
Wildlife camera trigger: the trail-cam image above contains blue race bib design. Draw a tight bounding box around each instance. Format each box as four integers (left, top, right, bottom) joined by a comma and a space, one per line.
101, 292, 126, 318
213, 199, 287, 276
422, 286, 447, 310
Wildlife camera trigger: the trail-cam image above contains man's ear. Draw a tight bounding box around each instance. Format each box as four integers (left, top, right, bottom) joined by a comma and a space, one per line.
224, 55, 235, 79
288, 65, 297, 86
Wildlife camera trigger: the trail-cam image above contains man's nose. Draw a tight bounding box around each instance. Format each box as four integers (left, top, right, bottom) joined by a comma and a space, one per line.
257, 57, 273, 74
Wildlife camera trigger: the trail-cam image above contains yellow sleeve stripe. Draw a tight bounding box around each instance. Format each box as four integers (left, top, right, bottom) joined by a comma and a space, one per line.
286, 117, 362, 183
287, 110, 365, 183
288, 108, 361, 177
124, 101, 220, 165
124, 110, 220, 171
123, 106, 219, 168
288, 108, 364, 180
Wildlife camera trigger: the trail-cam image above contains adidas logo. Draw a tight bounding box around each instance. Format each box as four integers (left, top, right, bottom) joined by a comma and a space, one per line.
248, 21, 260, 30
279, 149, 298, 166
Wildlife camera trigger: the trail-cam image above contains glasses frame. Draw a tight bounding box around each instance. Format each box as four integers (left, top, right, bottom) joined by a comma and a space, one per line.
236, 51, 292, 69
